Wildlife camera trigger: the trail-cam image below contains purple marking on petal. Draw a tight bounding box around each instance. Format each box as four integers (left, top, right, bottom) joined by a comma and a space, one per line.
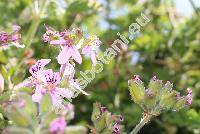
29, 59, 51, 75
43, 69, 61, 86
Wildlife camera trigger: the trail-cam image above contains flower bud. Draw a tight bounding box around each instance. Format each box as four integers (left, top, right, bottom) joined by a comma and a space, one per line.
172, 96, 185, 111
148, 76, 162, 99
91, 103, 122, 133
144, 89, 157, 111
128, 75, 145, 105
142, 76, 162, 111
128, 76, 192, 116
159, 81, 176, 110
160, 90, 177, 110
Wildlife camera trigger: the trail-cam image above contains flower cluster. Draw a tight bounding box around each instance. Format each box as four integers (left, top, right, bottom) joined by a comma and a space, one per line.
0, 25, 24, 49
42, 25, 101, 66
128, 75, 192, 115
91, 102, 123, 134
15, 25, 101, 109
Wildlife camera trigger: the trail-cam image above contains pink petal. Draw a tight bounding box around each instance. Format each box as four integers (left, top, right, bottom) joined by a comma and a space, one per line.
49, 117, 66, 133
57, 46, 72, 64
29, 59, 51, 75
14, 79, 33, 89
90, 51, 97, 65
32, 85, 45, 103
69, 79, 89, 95
0, 73, 4, 93
82, 45, 91, 54
56, 88, 74, 98
39, 59, 51, 67
12, 25, 21, 32
61, 63, 75, 77
43, 69, 61, 86
71, 46, 82, 64
50, 39, 69, 45
50, 90, 62, 106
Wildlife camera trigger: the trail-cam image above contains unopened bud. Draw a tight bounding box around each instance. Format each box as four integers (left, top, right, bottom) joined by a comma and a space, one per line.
128, 75, 145, 105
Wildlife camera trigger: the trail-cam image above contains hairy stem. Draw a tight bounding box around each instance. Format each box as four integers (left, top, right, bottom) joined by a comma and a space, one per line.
24, 17, 40, 51
130, 113, 152, 134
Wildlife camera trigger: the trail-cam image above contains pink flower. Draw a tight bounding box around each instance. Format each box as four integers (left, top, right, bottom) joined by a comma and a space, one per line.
14, 59, 51, 89
0, 25, 24, 48
32, 69, 74, 105
42, 25, 60, 43
49, 117, 66, 134
82, 35, 101, 65
186, 88, 192, 105
0, 31, 8, 47
42, 25, 82, 65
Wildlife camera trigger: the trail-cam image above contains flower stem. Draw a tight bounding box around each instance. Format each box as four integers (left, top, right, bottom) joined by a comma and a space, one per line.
24, 17, 40, 51
130, 113, 152, 134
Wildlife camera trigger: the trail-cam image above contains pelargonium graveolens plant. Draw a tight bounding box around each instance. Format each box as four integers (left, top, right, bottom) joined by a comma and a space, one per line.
0, 24, 193, 134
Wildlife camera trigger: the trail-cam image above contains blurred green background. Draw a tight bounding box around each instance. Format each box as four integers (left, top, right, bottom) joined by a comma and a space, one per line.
0, 0, 200, 133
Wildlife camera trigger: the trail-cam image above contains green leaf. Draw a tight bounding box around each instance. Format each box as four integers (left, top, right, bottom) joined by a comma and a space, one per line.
67, 1, 89, 13
0, 50, 8, 64
5, 105, 32, 128
3, 127, 32, 134
19, 93, 37, 118
40, 93, 52, 115
64, 126, 87, 134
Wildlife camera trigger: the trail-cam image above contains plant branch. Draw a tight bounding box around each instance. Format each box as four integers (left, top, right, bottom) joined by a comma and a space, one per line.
189, 0, 200, 16
130, 113, 152, 134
